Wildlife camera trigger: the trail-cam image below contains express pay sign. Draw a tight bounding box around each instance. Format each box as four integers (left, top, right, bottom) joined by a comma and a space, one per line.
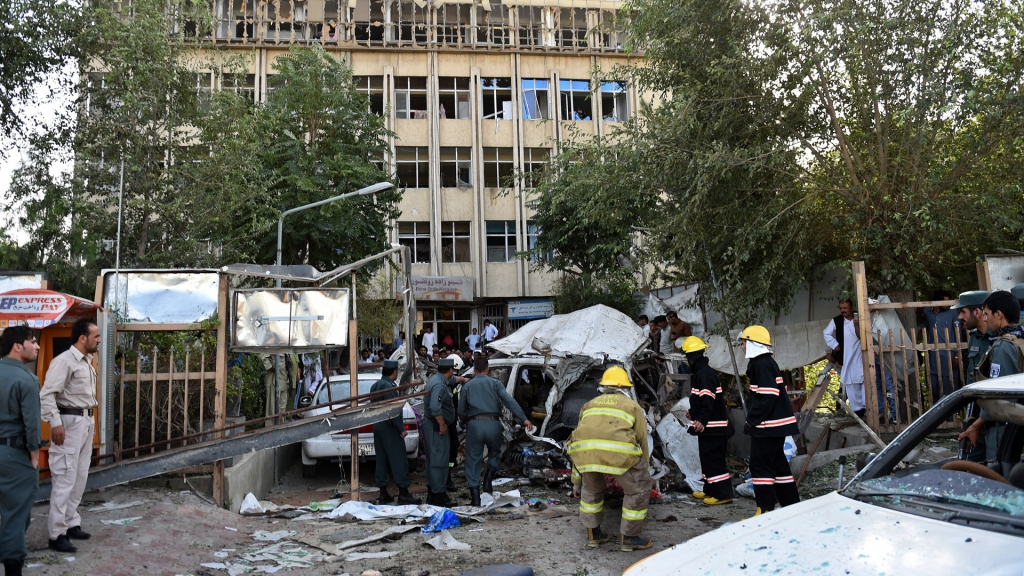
0, 295, 68, 313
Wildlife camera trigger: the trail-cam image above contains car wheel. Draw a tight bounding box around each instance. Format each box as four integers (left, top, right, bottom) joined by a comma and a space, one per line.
302, 462, 318, 478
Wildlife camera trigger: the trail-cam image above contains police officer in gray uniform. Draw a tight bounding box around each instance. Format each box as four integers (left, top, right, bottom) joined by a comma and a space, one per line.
952, 290, 991, 462
0, 326, 42, 576
371, 360, 419, 506
458, 357, 533, 506
423, 358, 465, 507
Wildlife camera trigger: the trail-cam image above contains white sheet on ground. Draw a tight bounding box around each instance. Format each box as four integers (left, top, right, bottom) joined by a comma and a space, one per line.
423, 530, 471, 551
335, 525, 421, 551
326, 490, 523, 522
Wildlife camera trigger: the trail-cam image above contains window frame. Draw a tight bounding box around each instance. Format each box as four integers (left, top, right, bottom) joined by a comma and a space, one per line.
354, 75, 386, 115
394, 76, 428, 119
395, 146, 430, 188
522, 148, 550, 189
440, 221, 472, 263
486, 220, 517, 263
440, 147, 473, 188
559, 79, 592, 121
398, 221, 432, 264
438, 77, 472, 120
481, 77, 514, 120
600, 81, 629, 122
521, 78, 550, 120
482, 147, 514, 188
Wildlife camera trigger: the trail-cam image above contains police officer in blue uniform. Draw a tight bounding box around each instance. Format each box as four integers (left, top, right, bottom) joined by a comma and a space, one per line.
0, 326, 42, 576
423, 358, 466, 506
371, 360, 420, 505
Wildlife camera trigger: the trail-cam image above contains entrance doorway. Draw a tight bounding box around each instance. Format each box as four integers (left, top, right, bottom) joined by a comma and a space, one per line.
417, 307, 472, 351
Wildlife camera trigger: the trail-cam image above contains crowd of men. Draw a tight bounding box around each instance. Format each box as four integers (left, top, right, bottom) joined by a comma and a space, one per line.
0, 318, 101, 576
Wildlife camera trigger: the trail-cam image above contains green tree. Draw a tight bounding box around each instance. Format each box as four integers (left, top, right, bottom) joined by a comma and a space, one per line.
619, 0, 1024, 324
0, 0, 79, 141
523, 136, 653, 315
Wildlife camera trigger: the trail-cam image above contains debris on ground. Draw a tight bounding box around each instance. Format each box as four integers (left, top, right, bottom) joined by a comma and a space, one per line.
423, 529, 471, 551
100, 516, 143, 525
421, 509, 461, 533
89, 500, 146, 513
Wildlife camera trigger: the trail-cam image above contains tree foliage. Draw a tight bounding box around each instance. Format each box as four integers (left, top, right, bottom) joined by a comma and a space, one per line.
0, 0, 79, 141
523, 0, 1024, 327
5, 0, 398, 297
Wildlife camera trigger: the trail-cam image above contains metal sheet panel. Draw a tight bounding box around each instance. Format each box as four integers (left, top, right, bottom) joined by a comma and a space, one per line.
985, 254, 1024, 292
233, 288, 350, 352
0, 273, 45, 292
103, 271, 220, 323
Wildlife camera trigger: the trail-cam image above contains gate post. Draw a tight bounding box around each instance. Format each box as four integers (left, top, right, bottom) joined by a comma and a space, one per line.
213, 273, 229, 507
852, 261, 881, 432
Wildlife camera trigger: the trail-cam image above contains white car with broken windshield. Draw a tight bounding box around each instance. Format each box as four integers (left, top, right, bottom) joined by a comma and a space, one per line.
625, 376, 1024, 576
300, 368, 419, 478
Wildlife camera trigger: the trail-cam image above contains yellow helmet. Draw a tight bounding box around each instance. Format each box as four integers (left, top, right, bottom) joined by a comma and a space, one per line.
739, 325, 771, 347
599, 366, 632, 387
680, 336, 708, 354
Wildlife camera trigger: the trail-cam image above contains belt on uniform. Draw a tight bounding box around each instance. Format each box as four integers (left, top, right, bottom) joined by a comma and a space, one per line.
0, 436, 27, 449
471, 414, 500, 421
58, 407, 94, 417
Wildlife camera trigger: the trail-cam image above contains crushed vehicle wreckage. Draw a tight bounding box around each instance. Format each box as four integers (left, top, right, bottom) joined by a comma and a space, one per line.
397, 304, 711, 492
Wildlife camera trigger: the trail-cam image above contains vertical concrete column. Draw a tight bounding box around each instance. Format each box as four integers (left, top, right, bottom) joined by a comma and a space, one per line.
429, 54, 443, 277
471, 66, 485, 297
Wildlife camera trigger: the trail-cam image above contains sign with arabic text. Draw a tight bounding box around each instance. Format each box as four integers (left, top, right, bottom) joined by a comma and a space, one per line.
410, 276, 474, 302
508, 299, 555, 320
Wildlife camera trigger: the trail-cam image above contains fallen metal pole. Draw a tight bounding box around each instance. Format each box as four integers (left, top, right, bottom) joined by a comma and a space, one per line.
36, 398, 419, 502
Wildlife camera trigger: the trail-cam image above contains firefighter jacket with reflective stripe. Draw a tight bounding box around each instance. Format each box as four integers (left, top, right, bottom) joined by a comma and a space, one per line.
567, 391, 649, 476
744, 353, 799, 437
688, 356, 729, 436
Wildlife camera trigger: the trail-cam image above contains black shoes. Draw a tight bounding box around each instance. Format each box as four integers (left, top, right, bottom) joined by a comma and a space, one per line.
48, 535, 77, 553
66, 526, 91, 540
428, 490, 457, 508
469, 487, 481, 507
3, 559, 24, 576
377, 487, 395, 505
482, 467, 496, 494
396, 487, 421, 505
445, 470, 457, 492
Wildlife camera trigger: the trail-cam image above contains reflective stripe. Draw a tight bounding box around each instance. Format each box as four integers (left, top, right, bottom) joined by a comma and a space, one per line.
756, 387, 780, 395
752, 478, 775, 485
567, 439, 643, 456
706, 472, 731, 483
756, 416, 797, 428
695, 389, 716, 397
715, 388, 723, 394
775, 476, 794, 483
580, 499, 604, 514
775, 377, 784, 383
621, 507, 648, 521
705, 420, 729, 427
575, 463, 630, 475
580, 407, 635, 427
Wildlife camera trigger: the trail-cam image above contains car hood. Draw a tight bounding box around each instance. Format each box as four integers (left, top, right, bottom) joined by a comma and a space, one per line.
625, 492, 1024, 576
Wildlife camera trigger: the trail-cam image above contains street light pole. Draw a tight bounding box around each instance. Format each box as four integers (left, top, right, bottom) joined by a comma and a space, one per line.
271, 181, 394, 486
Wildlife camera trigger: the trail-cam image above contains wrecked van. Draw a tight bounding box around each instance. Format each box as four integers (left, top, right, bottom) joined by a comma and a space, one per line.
625, 377, 1024, 576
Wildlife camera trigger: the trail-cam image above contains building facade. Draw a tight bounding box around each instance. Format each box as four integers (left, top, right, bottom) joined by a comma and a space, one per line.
197, 0, 637, 344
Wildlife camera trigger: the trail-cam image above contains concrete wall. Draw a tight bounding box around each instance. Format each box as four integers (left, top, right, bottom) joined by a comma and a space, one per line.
223, 444, 300, 512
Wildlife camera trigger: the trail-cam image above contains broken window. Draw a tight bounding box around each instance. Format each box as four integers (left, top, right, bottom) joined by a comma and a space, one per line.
601, 81, 629, 122
438, 3, 471, 47
265, 0, 309, 41
395, 1, 428, 45
395, 146, 429, 188
522, 148, 550, 188
440, 221, 471, 263
556, 8, 588, 49
526, 220, 552, 262
559, 79, 592, 120
517, 6, 545, 47
486, 221, 517, 262
440, 147, 473, 188
398, 221, 431, 264
194, 73, 213, 111
482, 147, 514, 188
353, 0, 386, 45
482, 78, 513, 120
216, 0, 257, 40
438, 77, 471, 120
394, 76, 427, 119
222, 73, 256, 104
521, 79, 550, 120
476, 5, 511, 47
354, 75, 385, 115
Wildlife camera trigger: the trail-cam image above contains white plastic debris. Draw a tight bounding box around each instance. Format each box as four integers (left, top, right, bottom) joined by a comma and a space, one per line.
336, 525, 420, 551
89, 500, 145, 513
239, 493, 265, 515
346, 552, 399, 561
100, 516, 142, 525
252, 530, 296, 542
656, 411, 704, 493
423, 530, 471, 551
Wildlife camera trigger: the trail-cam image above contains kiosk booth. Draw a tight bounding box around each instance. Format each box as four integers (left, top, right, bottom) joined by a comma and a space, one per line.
0, 288, 101, 476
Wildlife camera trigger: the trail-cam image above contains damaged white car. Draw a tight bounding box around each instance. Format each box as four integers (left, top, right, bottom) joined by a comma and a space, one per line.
625, 377, 1024, 576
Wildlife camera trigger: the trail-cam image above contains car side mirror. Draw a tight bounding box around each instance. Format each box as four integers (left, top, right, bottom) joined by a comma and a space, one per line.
298, 394, 314, 408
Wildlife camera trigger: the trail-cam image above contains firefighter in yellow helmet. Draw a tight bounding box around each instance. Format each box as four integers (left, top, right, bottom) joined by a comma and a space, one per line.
567, 366, 653, 551
739, 325, 800, 515
681, 336, 734, 505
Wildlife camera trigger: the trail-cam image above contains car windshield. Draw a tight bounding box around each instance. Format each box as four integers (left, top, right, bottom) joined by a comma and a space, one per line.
843, 391, 1024, 535
316, 378, 378, 404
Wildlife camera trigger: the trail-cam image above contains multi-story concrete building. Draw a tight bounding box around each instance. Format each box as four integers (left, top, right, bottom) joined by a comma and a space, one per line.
196, 0, 637, 344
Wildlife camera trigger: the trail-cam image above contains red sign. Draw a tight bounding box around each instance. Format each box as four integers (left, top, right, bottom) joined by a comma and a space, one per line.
0, 289, 97, 329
